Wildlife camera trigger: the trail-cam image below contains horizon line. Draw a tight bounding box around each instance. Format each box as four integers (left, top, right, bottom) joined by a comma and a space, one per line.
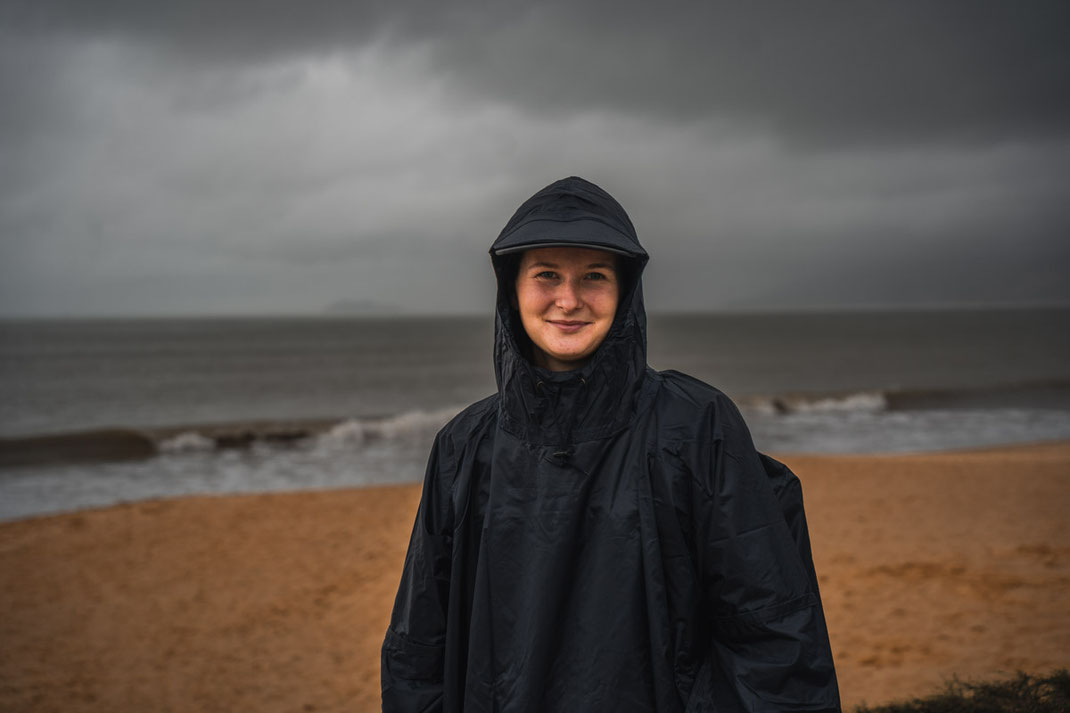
2, 300, 1069, 321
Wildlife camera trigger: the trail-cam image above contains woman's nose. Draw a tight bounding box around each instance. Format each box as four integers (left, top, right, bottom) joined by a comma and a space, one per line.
555, 279, 582, 311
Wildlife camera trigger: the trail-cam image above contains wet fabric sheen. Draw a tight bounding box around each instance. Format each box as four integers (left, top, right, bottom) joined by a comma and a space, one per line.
382, 177, 840, 712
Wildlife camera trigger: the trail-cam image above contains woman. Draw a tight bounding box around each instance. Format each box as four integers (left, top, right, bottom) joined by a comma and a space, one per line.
382, 177, 840, 712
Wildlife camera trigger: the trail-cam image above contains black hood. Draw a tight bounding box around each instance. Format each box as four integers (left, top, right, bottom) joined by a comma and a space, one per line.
489, 177, 651, 444
491, 176, 649, 260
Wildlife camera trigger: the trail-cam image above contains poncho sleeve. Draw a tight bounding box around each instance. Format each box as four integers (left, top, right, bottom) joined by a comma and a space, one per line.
686, 398, 841, 712
381, 436, 453, 713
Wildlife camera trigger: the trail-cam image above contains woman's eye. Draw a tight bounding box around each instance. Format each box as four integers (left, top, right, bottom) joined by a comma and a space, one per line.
586, 272, 608, 281
535, 271, 557, 280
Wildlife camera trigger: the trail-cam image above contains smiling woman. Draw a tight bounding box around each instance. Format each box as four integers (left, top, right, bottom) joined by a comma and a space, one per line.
514, 247, 620, 371
381, 176, 840, 713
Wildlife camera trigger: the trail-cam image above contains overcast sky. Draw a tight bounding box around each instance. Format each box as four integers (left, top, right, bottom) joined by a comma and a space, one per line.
2, 1, 1068, 316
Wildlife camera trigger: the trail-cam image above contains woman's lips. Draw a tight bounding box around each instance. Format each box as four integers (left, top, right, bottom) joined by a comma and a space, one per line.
547, 320, 589, 334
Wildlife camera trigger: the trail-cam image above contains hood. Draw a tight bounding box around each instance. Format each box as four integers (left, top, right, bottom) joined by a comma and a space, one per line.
489, 176, 650, 444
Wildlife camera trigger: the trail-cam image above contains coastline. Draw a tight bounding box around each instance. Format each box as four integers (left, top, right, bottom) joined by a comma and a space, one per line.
1, 442, 1068, 711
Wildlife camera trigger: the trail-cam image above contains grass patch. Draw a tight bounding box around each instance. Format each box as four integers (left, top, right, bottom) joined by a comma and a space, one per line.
854, 670, 1070, 713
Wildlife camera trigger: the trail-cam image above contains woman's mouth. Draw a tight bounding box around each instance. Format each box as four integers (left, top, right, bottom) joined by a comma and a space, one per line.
547, 320, 589, 334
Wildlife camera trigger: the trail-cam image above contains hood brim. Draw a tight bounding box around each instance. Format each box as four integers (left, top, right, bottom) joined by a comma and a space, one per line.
490, 217, 648, 260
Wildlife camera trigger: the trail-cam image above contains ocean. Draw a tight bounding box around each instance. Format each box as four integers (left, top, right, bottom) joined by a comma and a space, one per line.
2, 308, 1069, 521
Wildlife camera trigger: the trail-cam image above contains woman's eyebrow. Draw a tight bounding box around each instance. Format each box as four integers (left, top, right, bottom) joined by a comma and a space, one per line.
525, 260, 615, 270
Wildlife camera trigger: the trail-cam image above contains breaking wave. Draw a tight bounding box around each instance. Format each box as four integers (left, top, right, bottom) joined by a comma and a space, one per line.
739, 391, 889, 415
158, 431, 216, 453
5, 380, 1068, 470
155, 405, 464, 455
1, 407, 465, 469
737, 380, 1070, 416
312, 407, 464, 447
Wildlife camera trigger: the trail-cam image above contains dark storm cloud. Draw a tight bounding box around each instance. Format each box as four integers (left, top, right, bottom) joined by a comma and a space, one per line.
1, 1, 1068, 315
6, 0, 1069, 146
631, 137, 1070, 310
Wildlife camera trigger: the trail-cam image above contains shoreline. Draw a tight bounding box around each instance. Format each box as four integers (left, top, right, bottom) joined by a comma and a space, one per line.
1, 442, 1068, 711
3, 437, 1069, 527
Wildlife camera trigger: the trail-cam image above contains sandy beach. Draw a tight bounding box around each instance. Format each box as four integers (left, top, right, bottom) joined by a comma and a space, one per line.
1, 442, 1067, 712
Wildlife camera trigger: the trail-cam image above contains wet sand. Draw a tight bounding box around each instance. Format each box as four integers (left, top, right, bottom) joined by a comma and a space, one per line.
1, 442, 1067, 712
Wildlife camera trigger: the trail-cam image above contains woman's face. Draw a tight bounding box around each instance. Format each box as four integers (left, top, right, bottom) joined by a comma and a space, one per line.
514, 246, 620, 371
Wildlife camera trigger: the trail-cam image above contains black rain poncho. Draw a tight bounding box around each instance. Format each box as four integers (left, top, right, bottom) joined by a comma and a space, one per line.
382, 177, 840, 712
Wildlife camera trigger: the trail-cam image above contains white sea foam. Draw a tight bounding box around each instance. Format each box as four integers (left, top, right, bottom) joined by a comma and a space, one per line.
158, 431, 216, 453
753, 407, 1070, 455
149, 406, 466, 455
740, 391, 889, 415
784, 391, 889, 414
314, 406, 463, 448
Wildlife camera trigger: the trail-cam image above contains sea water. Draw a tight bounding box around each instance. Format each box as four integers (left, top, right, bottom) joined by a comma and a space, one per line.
2, 309, 1068, 520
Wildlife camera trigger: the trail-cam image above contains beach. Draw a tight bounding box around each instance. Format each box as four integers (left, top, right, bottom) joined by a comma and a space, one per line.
1, 442, 1068, 712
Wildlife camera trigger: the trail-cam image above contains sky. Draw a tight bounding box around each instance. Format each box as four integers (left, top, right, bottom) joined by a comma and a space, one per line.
1, 1, 1069, 316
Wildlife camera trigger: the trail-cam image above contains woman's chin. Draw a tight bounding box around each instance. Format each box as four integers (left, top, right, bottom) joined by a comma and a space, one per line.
538, 346, 596, 371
